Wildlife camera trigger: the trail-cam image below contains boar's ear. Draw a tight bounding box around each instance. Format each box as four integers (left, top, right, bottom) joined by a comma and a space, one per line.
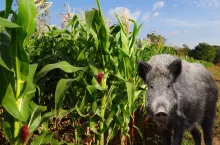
168, 59, 182, 80
138, 61, 152, 81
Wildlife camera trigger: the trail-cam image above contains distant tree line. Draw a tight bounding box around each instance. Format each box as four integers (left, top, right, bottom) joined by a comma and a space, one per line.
177, 43, 220, 65
139, 32, 220, 66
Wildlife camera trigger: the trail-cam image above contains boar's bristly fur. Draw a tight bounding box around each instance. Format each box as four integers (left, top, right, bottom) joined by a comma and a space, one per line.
138, 54, 218, 145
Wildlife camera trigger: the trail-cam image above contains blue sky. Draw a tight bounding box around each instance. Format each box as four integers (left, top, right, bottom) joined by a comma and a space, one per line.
1, 0, 220, 48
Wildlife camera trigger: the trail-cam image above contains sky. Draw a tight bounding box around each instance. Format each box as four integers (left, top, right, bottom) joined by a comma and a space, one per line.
1, 0, 220, 48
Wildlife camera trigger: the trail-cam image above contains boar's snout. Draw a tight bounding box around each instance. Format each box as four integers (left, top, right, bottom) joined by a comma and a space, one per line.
154, 106, 169, 126
155, 111, 167, 117
155, 112, 168, 121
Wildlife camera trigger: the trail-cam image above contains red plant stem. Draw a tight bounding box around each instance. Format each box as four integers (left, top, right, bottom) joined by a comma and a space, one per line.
87, 127, 90, 145
131, 111, 135, 144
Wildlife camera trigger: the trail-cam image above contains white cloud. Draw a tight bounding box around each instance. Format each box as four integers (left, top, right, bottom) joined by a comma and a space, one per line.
163, 18, 220, 27
177, 0, 220, 9
163, 18, 198, 27
173, 4, 177, 7
153, 1, 165, 10
169, 30, 180, 35
183, 29, 189, 33
142, 12, 150, 21
131, 11, 142, 20
153, 12, 160, 16
107, 7, 141, 22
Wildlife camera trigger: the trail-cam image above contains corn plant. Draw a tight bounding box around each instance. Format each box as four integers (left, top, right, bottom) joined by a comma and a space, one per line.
26, 1, 149, 145
0, 0, 42, 144
0, 0, 79, 144
0, 0, 154, 144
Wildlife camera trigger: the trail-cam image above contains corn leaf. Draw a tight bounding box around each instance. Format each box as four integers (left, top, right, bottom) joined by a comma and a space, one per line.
55, 79, 74, 117
0, 17, 20, 28
35, 61, 85, 82
28, 101, 46, 134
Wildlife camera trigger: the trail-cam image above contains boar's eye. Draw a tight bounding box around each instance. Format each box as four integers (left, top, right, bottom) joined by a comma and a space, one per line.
167, 85, 170, 88
150, 85, 153, 89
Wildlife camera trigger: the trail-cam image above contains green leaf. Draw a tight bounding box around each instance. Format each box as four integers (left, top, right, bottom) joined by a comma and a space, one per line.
78, 94, 87, 113
106, 123, 119, 144
17, 0, 37, 47
51, 138, 59, 145
126, 82, 135, 113
134, 90, 142, 102
75, 106, 88, 117
19, 64, 38, 121
125, 57, 132, 79
41, 132, 55, 144
30, 132, 47, 145
11, 28, 29, 90
64, 14, 78, 30
28, 101, 46, 134
92, 100, 98, 111
2, 121, 12, 142
57, 108, 75, 119
0, 17, 20, 28
4, 0, 13, 19
0, 11, 4, 18
35, 61, 85, 82
91, 77, 106, 91
90, 119, 100, 135
0, 31, 13, 71
134, 125, 145, 145
40, 110, 55, 131
85, 10, 95, 33
50, 29, 66, 37
9, 0, 37, 99
99, 25, 110, 54
106, 106, 118, 127
129, 19, 143, 57
118, 48, 129, 58
120, 30, 129, 54
114, 71, 125, 81
86, 85, 97, 95
55, 79, 74, 116
0, 65, 13, 103
41, 110, 55, 125
0, 26, 4, 32
110, 56, 118, 71
2, 81, 25, 121
115, 14, 127, 36
89, 64, 101, 75
77, 47, 86, 61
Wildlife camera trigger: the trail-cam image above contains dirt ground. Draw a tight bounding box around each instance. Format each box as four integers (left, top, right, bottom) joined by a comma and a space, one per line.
207, 66, 220, 145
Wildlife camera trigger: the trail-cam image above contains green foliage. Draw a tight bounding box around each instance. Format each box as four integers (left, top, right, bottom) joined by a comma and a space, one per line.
0, 0, 55, 144
0, 17, 20, 28
25, 0, 148, 144
180, 56, 214, 67
213, 45, 220, 64
136, 36, 176, 62
189, 43, 216, 63
147, 32, 166, 47
176, 44, 190, 56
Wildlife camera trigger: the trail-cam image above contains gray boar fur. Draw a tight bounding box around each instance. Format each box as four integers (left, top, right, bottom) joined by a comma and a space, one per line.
138, 54, 218, 145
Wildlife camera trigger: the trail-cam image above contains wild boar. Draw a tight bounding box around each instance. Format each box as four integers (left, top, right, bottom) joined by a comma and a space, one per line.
138, 54, 218, 145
